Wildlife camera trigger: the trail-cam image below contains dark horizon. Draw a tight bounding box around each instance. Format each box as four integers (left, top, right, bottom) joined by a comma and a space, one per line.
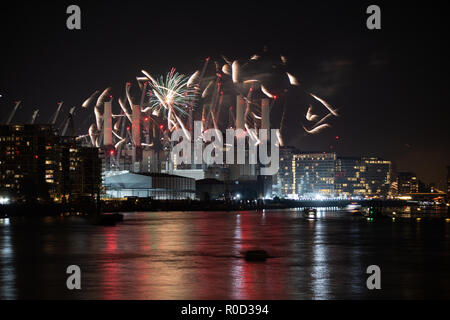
0, 1, 449, 187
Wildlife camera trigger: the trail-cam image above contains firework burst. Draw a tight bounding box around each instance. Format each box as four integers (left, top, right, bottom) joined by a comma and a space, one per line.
145, 68, 195, 120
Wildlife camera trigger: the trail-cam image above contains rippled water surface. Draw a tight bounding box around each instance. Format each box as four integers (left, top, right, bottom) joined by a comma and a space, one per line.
1, 209, 449, 299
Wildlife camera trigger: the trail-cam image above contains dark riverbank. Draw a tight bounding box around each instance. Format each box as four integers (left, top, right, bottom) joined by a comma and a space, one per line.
1, 198, 447, 218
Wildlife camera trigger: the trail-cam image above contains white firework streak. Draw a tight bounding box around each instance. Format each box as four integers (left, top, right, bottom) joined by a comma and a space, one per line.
286, 72, 300, 86
141, 70, 158, 85
306, 106, 319, 121
114, 138, 126, 149
243, 79, 260, 84
113, 118, 121, 131
96, 87, 111, 107
82, 90, 99, 108
166, 107, 177, 131
187, 70, 200, 88
261, 85, 274, 99
232, 60, 240, 84
314, 110, 336, 127
112, 130, 123, 140
222, 64, 231, 75
88, 124, 96, 146
202, 80, 214, 98
76, 134, 89, 141
245, 124, 260, 146
118, 98, 132, 122
125, 83, 134, 110
303, 123, 331, 134
252, 112, 262, 120
172, 107, 191, 141
153, 90, 169, 110
136, 77, 147, 89
94, 107, 102, 131
276, 130, 284, 147
221, 55, 233, 66
310, 93, 338, 116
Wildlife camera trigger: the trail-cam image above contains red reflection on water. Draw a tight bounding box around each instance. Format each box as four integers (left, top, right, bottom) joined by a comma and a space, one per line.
105, 228, 117, 253
102, 227, 121, 299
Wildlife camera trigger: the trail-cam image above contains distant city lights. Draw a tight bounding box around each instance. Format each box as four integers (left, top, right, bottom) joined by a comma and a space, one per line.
0, 197, 10, 205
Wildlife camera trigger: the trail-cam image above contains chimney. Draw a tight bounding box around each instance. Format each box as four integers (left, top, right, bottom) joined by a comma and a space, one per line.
261, 98, 270, 130
103, 101, 113, 146
132, 105, 141, 147
236, 95, 245, 129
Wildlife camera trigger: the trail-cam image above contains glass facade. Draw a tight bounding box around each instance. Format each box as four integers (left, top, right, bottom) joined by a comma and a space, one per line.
293, 153, 336, 197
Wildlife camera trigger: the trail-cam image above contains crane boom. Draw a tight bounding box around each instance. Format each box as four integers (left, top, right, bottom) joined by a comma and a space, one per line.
30, 109, 39, 124
51, 101, 64, 125
6, 101, 21, 125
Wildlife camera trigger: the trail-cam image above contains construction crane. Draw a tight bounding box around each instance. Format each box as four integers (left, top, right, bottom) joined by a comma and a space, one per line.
6, 100, 21, 124
61, 107, 76, 136
50, 101, 64, 125
30, 109, 39, 124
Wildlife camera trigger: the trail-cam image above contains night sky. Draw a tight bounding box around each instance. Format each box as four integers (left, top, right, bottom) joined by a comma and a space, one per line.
0, 1, 449, 187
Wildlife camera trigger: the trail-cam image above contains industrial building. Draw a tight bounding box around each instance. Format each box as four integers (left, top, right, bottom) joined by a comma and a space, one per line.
103, 171, 195, 200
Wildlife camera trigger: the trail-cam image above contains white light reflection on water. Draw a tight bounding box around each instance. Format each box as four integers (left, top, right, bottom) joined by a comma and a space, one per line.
311, 220, 330, 299
0, 218, 16, 299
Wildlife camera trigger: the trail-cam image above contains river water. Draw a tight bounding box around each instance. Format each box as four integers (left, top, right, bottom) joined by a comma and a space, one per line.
1, 208, 449, 299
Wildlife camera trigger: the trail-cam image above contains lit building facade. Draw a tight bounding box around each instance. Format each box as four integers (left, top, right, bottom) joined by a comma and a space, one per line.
56, 137, 102, 201
293, 152, 336, 198
273, 146, 296, 197
397, 172, 419, 195
0, 124, 101, 203
361, 157, 391, 197
447, 166, 450, 199
0, 124, 59, 202
274, 151, 392, 199
335, 157, 367, 198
